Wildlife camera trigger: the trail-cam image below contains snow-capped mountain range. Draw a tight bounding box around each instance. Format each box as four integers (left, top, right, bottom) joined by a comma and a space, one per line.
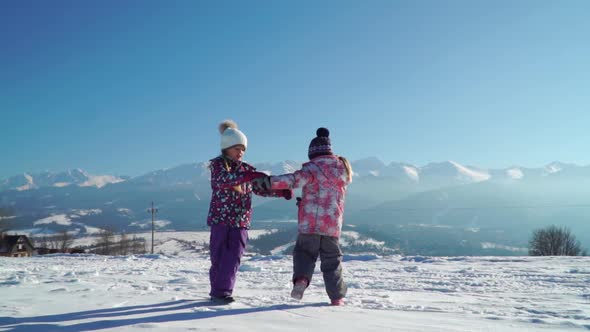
2, 158, 590, 255
350, 158, 589, 183
0, 169, 126, 191
2, 159, 588, 192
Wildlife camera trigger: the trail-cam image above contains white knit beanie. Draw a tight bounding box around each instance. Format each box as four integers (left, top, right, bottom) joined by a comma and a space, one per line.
219, 120, 248, 151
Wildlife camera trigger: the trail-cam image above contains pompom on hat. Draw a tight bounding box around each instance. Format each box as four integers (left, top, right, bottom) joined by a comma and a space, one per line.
219, 120, 248, 151
308, 127, 333, 160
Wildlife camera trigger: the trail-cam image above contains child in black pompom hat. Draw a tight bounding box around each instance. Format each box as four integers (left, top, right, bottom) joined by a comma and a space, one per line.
268, 127, 353, 305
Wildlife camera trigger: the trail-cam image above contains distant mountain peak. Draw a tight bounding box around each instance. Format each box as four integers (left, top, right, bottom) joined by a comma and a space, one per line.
1, 169, 125, 191
253, 160, 302, 176
506, 167, 524, 180
418, 161, 490, 184
80, 175, 125, 188
542, 161, 581, 176
448, 160, 491, 182
402, 165, 419, 181
16, 173, 36, 191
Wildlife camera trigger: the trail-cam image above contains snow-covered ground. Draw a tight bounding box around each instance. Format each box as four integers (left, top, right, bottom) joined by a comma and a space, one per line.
1, 252, 588, 331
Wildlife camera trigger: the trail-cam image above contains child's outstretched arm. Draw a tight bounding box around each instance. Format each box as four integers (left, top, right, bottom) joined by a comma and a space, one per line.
270, 166, 314, 190
251, 176, 293, 200
210, 159, 266, 190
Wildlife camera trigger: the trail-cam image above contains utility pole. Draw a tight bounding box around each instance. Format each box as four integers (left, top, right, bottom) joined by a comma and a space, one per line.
147, 201, 158, 254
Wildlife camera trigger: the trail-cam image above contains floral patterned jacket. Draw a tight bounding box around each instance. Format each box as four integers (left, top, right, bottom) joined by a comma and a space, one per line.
270, 155, 352, 237
207, 156, 279, 228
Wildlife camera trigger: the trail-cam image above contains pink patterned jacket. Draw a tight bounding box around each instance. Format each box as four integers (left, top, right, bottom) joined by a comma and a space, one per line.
270, 155, 352, 237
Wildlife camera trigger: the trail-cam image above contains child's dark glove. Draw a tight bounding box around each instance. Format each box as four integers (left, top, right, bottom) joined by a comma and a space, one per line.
296, 197, 302, 206
280, 189, 293, 200
252, 176, 271, 191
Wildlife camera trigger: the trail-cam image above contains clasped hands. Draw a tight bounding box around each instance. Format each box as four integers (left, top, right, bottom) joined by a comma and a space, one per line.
245, 172, 292, 200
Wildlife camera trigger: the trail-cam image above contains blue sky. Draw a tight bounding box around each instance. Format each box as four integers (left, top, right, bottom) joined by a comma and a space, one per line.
2, 0, 589, 179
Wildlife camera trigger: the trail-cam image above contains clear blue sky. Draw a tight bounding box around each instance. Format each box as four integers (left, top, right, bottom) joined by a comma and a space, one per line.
2, 0, 589, 179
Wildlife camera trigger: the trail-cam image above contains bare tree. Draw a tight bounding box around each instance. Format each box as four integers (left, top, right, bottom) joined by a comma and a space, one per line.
37, 236, 49, 249
131, 235, 146, 255
529, 225, 583, 256
95, 228, 116, 255
119, 232, 129, 255
57, 231, 74, 252
49, 235, 61, 250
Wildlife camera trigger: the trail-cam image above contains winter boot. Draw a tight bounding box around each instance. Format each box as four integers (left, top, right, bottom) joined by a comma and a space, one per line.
210, 295, 235, 305
330, 298, 345, 306
291, 279, 308, 300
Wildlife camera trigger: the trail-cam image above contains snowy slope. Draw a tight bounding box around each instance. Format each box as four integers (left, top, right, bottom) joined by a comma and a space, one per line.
0, 253, 588, 331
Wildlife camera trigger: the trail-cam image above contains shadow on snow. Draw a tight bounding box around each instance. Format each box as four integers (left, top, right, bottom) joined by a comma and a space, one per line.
0, 299, 327, 331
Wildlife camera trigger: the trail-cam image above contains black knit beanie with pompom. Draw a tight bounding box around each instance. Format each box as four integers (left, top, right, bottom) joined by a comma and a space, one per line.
308, 127, 333, 160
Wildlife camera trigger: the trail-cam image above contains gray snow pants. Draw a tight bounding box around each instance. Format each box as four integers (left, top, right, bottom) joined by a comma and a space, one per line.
292, 233, 347, 300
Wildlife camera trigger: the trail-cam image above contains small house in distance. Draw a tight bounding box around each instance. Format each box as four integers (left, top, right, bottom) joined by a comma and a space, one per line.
0, 233, 35, 257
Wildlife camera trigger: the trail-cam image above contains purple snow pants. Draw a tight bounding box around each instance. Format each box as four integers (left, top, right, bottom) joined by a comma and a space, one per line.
209, 223, 248, 297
